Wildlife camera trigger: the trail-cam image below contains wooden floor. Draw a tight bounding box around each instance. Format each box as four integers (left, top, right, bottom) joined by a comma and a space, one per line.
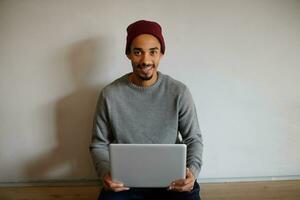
0, 180, 300, 200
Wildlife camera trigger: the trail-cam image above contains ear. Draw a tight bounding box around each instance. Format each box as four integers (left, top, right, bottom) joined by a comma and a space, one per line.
126, 53, 131, 60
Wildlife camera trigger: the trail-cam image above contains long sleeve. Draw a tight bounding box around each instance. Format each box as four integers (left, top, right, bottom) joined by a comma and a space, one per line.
89, 91, 113, 181
178, 88, 203, 178
89, 72, 203, 181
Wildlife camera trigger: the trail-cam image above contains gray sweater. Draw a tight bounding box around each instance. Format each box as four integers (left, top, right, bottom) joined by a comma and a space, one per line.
90, 72, 203, 181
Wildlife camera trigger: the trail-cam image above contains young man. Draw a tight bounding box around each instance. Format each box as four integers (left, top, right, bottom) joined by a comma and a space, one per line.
90, 20, 203, 200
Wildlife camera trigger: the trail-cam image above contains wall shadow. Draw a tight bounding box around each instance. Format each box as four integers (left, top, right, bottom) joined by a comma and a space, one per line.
25, 37, 110, 181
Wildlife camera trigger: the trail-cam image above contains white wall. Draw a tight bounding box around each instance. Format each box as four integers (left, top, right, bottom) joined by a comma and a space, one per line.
1, 0, 300, 184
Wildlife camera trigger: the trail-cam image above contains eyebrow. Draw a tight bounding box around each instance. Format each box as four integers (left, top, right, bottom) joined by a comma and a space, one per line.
133, 47, 160, 51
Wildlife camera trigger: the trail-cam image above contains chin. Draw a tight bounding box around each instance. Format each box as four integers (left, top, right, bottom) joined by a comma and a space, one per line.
139, 75, 153, 81
138, 71, 156, 81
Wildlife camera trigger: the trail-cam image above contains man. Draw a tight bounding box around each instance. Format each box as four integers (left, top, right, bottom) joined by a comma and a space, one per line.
90, 20, 203, 200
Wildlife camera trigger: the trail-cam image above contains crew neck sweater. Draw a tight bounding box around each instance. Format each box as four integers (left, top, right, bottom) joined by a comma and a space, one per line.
90, 71, 203, 182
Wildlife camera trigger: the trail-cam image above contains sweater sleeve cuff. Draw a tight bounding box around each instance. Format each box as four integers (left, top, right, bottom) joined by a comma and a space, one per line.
96, 163, 110, 185
188, 164, 201, 179
99, 168, 110, 180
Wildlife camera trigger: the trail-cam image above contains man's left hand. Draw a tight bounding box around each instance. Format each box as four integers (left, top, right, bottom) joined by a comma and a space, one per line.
168, 168, 195, 192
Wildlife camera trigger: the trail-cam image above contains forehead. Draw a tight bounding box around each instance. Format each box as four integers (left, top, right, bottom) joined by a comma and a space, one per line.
131, 34, 161, 50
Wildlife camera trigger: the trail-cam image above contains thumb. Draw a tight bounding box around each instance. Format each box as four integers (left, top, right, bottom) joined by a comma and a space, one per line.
186, 168, 190, 177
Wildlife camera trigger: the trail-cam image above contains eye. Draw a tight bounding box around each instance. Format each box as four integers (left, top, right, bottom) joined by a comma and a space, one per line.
150, 50, 158, 56
133, 50, 141, 56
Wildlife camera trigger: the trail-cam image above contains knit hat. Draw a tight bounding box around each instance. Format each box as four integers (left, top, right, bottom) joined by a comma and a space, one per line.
125, 20, 165, 55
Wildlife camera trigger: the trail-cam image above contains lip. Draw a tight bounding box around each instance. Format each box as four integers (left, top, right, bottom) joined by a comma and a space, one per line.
137, 65, 153, 69
140, 66, 152, 72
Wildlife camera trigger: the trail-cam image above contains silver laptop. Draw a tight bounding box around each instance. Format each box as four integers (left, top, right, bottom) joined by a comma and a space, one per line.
109, 144, 186, 188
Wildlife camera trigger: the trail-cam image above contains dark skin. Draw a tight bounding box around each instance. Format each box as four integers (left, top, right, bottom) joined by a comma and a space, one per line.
103, 34, 196, 192
126, 34, 162, 87
103, 173, 129, 192
168, 168, 195, 192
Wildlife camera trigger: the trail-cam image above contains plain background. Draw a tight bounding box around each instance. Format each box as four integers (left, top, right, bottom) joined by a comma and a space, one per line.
0, 0, 300, 184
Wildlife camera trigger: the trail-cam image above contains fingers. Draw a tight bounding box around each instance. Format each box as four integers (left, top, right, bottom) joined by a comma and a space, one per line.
111, 186, 130, 192
168, 168, 195, 192
103, 173, 130, 192
168, 180, 194, 192
171, 169, 194, 186
104, 181, 130, 192
171, 177, 194, 187
106, 180, 123, 188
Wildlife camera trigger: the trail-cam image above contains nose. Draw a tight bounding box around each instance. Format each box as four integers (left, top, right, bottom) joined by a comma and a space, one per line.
141, 52, 151, 65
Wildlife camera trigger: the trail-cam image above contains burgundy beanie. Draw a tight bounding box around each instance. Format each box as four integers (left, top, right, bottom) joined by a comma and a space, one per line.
125, 20, 165, 55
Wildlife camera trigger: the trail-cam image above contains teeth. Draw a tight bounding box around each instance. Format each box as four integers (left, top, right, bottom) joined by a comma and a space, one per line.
140, 66, 151, 69
139, 66, 152, 72
142, 66, 151, 72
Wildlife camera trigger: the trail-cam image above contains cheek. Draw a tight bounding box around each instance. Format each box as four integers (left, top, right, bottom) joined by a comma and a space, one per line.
131, 57, 141, 65
131, 61, 140, 69
131, 60, 138, 66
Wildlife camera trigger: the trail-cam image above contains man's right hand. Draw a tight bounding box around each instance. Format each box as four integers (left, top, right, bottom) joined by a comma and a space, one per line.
103, 172, 130, 192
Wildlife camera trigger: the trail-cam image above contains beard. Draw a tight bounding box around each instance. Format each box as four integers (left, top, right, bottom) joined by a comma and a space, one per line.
138, 74, 153, 81
134, 63, 156, 81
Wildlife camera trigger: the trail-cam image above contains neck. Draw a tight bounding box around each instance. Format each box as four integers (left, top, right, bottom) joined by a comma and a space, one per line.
129, 72, 158, 87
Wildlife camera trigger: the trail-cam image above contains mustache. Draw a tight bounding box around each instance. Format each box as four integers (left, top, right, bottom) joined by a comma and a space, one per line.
136, 63, 153, 68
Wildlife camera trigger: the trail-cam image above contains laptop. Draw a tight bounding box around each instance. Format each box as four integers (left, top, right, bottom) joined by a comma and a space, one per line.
109, 144, 186, 188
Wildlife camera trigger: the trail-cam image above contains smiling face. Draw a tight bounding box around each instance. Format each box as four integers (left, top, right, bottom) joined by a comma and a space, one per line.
127, 34, 163, 87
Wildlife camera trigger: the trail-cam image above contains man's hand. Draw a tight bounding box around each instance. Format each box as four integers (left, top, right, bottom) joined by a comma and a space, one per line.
103, 172, 130, 192
168, 168, 195, 192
